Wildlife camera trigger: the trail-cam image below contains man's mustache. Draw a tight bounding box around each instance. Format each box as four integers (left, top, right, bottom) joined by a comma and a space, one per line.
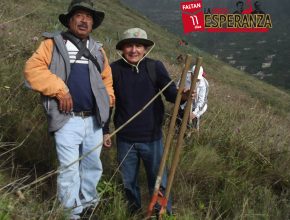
77, 23, 88, 29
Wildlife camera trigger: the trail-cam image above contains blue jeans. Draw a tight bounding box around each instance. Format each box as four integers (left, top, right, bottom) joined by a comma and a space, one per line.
54, 116, 103, 219
116, 137, 172, 214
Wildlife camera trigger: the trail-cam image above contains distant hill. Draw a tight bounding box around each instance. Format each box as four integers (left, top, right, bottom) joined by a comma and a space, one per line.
121, 0, 290, 91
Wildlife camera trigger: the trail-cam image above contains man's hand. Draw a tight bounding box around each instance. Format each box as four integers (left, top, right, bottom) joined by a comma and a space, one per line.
181, 89, 189, 101
103, 134, 112, 148
181, 89, 194, 101
190, 112, 196, 120
57, 92, 73, 113
181, 89, 196, 101
192, 91, 197, 100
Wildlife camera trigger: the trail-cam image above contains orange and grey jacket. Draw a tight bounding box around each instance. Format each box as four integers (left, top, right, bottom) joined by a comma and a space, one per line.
24, 32, 115, 132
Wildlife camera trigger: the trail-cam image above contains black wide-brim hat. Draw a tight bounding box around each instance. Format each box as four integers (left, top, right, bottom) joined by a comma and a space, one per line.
116, 28, 154, 50
59, 0, 105, 29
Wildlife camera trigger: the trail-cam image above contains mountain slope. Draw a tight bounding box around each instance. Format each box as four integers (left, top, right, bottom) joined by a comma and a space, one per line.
121, 0, 290, 91
1, 0, 290, 219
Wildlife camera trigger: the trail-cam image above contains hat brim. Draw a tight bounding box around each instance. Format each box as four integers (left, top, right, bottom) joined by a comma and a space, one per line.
59, 6, 104, 29
116, 38, 154, 50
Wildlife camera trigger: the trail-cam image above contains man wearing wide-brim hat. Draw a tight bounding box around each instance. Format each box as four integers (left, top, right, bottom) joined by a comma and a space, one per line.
24, 0, 115, 219
103, 27, 190, 215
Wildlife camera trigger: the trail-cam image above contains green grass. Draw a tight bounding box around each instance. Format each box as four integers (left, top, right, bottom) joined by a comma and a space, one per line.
1, 0, 290, 219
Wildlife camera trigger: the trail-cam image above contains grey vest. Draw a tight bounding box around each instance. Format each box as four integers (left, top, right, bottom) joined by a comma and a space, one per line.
41, 32, 110, 132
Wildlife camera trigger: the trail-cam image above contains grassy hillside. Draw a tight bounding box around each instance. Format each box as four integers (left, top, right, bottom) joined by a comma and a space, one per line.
1, 0, 290, 219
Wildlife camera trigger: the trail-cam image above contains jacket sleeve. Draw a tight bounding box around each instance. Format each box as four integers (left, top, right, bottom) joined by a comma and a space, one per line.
23, 39, 69, 99
193, 79, 208, 118
102, 107, 113, 134
100, 48, 115, 107
155, 61, 178, 103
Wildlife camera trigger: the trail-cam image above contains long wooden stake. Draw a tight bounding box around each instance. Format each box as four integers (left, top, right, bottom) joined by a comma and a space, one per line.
161, 57, 203, 217
146, 54, 193, 219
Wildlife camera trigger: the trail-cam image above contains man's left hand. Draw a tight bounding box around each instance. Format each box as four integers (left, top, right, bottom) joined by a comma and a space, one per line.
190, 112, 196, 120
181, 89, 195, 101
57, 92, 73, 113
103, 134, 112, 148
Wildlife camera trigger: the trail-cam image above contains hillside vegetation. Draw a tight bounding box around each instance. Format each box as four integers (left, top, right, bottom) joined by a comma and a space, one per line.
1, 0, 290, 219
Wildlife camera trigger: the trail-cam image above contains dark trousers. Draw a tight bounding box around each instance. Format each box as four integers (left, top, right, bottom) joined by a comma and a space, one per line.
116, 137, 172, 214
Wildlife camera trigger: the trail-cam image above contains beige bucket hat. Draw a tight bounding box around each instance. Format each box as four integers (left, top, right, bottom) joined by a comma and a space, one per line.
116, 28, 154, 50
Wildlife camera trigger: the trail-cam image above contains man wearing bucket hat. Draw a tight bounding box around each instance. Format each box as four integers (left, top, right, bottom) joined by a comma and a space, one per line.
103, 27, 189, 216
24, 0, 114, 219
